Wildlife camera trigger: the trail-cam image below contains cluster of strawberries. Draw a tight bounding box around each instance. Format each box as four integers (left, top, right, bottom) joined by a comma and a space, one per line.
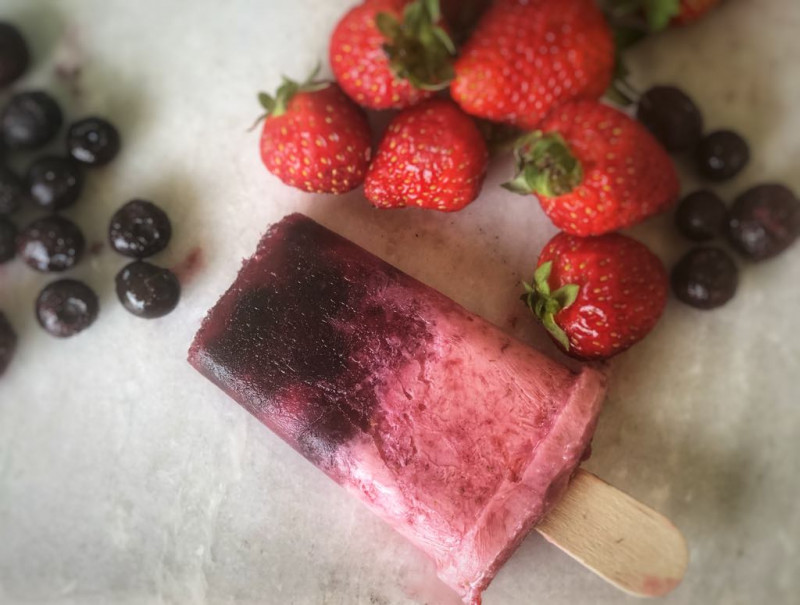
256, 0, 722, 361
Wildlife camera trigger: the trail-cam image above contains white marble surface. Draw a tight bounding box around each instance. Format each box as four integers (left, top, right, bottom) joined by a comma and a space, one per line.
1, 1, 798, 603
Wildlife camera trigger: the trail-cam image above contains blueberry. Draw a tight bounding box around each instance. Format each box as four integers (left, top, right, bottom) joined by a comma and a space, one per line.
36, 279, 99, 337
0, 22, 30, 88
28, 156, 84, 211
1, 91, 63, 151
0, 216, 17, 263
696, 130, 750, 182
637, 86, 704, 153
109, 200, 172, 258
67, 117, 121, 166
0, 165, 25, 215
0, 310, 17, 376
675, 190, 727, 242
671, 247, 738, 310
17, 215, 85, 272
116, 261, 180, 318
727, 183, 800, 262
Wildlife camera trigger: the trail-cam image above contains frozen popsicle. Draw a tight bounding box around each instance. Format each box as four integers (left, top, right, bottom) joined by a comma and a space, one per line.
188, 213, 607, 603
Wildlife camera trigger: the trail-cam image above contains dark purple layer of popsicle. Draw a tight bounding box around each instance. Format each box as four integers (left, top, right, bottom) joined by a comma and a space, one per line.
191, 215, 434, 468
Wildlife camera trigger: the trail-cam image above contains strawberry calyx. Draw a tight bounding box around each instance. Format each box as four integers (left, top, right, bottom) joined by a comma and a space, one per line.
521, 261, 580, 351
251, 65, 330, 129
603, 0, 681, 33
376, 0, 456, 91
602, 0, 680, 105
503, 132, 584, 198
606, 56, 640, 107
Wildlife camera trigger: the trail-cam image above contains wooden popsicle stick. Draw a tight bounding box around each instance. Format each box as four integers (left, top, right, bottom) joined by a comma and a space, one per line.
535, 469, 689, 598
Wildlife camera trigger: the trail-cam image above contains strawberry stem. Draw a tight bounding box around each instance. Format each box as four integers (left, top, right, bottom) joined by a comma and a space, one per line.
251, 64, 330, 130
602, 0, 681, 33
377, 0, 455, 91
521, 261, 580, 352
606, 56, 640, 107
503, 132, 584, 198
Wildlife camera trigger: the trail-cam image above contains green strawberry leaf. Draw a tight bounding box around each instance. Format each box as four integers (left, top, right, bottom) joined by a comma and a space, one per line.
552, 284, 580, 310
248, 93, 276, 131
501, 172, 534, 195
258, 93, 275, 113
606, 40, 640, 107
376, 13, 402, 39
252, 64, 330, 128
503, 132, 584, 198
643, 0, 681, 31
432, 24, 456, 54
423, 0, 441, 22
606, 80, 637, 107
542, 312, 571, 351
534, 261, 552, 296
520, 262, 580, 353
379, 0, 456, 91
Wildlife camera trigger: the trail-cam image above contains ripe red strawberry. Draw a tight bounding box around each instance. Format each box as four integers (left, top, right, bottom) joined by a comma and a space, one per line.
450, 0, 614, 130
330, 0, 455, 110
504, 100, 680, 236
256, 72, 372, 194
523, 232, 668, 360
364, 98, 488, 211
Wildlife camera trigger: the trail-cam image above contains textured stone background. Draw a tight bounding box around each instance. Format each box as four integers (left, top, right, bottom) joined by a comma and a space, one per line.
0, 1, 797, 603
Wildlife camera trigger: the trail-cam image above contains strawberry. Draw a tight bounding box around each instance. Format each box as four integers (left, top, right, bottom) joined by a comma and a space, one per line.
330, 0, 455, 110
364, 98, 488, 211
256, 70, 372, 194
504, 100, 680, 236
522, 232, 668, 360
450, 0, 614, 130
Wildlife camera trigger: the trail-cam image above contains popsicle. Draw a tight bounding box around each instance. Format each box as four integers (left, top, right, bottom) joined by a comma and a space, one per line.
188, 213, 607, 603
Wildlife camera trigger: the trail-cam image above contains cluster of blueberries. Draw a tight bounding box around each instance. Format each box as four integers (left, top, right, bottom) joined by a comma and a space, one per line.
637, 85, 800, 310
1, 21, 180, 378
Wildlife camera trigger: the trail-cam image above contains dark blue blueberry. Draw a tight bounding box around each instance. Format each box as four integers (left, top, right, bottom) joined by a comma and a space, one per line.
36, 279, 99, 337
0, 165, 25, 215
28, 156, 84, 211
727, 183, 800, 261
672, 247, 738, 310
0, 22, 29, 88
115, 261, 180, 318
675, 190, 727, 242
0, 310, 16, 376
1, 91, 63, 151
637, 86, 703, 153
0, 216, 16, 263
696, 130, 750, 182
18, 215, 85, 272
67, 117, 121, 166
109, 200, 172, 258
